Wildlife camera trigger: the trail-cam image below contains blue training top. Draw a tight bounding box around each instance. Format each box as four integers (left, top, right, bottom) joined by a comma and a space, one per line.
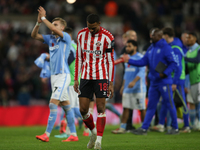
128, 38, 177, 86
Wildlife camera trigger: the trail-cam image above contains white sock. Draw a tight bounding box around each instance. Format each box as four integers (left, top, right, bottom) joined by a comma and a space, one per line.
71, 132, 77, 137
96, 136, 102, 144
45, 131, 50, 137
91, 127, 97, 135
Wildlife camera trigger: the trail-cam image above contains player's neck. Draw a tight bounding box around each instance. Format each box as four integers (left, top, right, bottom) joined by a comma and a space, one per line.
131, 51, 137, 56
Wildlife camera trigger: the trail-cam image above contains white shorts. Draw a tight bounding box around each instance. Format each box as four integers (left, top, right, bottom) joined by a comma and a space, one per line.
67, 86, 79, 108
50, 73, 70, 101
122, 92, 146, 110
187, 83, 200, 104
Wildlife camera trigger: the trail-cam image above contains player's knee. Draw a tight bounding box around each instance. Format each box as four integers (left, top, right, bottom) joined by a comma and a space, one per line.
79, 107, 88, 116
96, 104, 105, 113
49, 103, 57, 113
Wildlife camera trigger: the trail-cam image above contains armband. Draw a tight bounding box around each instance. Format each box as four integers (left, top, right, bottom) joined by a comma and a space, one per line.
106, 48, 112, 53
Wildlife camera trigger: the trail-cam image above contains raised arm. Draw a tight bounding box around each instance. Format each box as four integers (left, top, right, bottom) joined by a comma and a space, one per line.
38, 6, 64, 38
31, 13, 44, 42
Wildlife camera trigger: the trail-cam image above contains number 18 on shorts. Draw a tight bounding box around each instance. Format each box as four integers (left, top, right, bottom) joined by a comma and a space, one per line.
79, 79, 109, 99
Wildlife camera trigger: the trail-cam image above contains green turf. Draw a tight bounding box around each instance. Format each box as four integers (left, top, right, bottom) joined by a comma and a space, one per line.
0, 125, 199, 150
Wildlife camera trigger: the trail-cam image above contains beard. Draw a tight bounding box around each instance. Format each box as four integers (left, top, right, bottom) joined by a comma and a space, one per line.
126, 50, 134, 55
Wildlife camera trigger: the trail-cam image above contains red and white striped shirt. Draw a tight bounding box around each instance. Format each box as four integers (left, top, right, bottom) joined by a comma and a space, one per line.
74, 26, 114, 82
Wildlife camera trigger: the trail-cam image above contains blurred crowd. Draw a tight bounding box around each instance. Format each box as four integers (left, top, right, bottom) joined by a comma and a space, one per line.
1, 0, 200, 106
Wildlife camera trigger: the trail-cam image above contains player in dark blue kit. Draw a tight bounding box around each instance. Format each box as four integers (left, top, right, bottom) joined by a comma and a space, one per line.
122, 28, 179, 135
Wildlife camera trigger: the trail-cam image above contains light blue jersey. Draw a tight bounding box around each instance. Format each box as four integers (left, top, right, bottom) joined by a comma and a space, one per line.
42, 32, 71, 75
123, 52, 146, 94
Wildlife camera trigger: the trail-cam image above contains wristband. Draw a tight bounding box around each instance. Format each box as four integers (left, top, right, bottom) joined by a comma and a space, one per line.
41, 16, 46, 21
36, 22, 41, 26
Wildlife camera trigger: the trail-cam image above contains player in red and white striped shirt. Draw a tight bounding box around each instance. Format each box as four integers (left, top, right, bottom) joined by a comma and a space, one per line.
74, 14, 114, 149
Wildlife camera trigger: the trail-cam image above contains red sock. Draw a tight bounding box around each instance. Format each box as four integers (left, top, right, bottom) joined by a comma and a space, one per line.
82, 113, 95, 130
96, 113, 106, 136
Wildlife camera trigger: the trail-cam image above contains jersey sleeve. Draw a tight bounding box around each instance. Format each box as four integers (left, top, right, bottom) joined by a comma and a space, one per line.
106, 35, 115, 82
172, 48, 182, 84
163, 46, 177, 76
74, 33, 82, 81
62, 32, 71, 44
42, 35, 51, 45
128, 52, 149, 66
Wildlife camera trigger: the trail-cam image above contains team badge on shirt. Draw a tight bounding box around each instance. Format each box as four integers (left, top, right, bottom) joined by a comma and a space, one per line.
157, 49, 160, 53
163, 86, 167, 92
96, 41, 101, 47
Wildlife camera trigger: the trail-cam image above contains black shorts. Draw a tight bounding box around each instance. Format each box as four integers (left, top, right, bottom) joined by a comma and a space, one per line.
79, 79, 109, 99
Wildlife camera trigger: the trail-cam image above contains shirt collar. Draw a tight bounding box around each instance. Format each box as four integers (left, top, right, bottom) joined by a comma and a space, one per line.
189, 43, 199, 52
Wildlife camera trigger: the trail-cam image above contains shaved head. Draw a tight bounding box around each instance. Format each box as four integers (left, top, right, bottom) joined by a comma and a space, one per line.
151, 29, 163, 43
126, 30, 137, 41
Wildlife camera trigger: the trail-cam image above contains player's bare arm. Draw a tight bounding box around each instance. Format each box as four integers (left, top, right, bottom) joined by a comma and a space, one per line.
31, 13, 44, 42
128, 76, 140, 88
108, 81, 114, 98
74, 80, 79, 93
120, 80, 125, 95
38, 6, 64, 38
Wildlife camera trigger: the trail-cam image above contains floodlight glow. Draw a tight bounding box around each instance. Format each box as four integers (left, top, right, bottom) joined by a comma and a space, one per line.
66, 0, 76, 4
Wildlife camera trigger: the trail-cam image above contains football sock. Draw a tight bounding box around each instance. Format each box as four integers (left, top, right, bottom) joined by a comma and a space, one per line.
59, 108, 65, 125
120, 123, 127, 130
82, 112, 95, 131
96, 112, 106, 136
45, 103, 58, 137
195, 102, 200, 121
106, 103, 121, 117
96, 136, 102, 144
62, 105, 77, 136
89, 108, 94, 115
73, 107, 82, 119
189, 109, 196, 126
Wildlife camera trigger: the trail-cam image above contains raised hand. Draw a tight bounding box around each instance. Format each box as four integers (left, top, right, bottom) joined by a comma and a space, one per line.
37, 13, 42, 23
38, 6, 46, 18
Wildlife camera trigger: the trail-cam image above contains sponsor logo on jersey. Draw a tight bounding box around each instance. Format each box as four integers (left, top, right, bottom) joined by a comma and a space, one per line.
49, 45, 59, 51
83, 49, 102, 55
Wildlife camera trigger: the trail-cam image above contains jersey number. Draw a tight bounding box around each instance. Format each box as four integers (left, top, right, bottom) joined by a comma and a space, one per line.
53, 87, 58, 93
99, 83, 107, 91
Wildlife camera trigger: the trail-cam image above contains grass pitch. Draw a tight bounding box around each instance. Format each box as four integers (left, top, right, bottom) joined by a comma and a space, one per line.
0, 125, 199, 150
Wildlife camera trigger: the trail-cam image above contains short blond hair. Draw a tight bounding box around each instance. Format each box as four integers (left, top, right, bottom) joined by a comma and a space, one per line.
52, 17, 67, 28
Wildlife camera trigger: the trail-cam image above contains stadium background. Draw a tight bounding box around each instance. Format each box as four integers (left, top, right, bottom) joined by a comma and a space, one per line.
0, 0, 200, 126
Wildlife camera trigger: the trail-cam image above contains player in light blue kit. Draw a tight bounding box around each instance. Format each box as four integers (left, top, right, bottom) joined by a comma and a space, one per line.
112, 40, 146, 133
31, 6, 78, 142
